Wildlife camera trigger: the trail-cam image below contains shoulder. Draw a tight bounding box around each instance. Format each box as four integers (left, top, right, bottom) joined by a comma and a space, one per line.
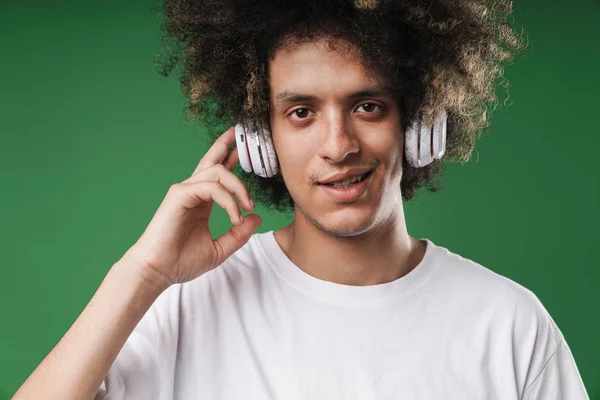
427, 239, 559, 332
426, 239, 566, 383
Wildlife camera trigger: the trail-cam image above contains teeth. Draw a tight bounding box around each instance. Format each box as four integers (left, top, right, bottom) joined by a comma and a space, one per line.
329, 173, 367, 188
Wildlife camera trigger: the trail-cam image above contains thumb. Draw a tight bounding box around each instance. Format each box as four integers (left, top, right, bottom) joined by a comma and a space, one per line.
213, 214, 262, 266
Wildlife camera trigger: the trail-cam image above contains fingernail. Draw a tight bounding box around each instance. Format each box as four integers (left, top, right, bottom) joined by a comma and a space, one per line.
239, 214, 244, 223
249, 199, 254, 208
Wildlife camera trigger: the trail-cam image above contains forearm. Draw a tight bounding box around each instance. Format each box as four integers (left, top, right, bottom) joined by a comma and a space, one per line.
13, 257, 170, 400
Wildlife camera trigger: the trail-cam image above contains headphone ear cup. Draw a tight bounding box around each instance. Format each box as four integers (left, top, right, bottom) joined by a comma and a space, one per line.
404, 110, 447, 168
432, 109, 447, 159
258, 126, 279, 176
235, 124, 253, 173
236, 122, 279, 178
255, 128, 273, 178
418, 121, 434, 167
243, 125, 266, 177
404, 118, 420, 168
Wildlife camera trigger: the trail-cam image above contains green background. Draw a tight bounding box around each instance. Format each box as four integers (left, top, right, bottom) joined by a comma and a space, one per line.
1, 0, 598, 398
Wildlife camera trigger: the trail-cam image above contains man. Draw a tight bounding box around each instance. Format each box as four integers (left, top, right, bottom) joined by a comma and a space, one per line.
14, 0, 589, 399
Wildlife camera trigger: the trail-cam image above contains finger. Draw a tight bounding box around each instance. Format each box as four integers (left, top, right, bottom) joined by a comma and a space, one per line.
177, 181, 244, 225
209, 184, 246, 225
222, 146, 239, 171
192, 126, 235, 176
212, 214, 262, 267
183, 164, 254, 212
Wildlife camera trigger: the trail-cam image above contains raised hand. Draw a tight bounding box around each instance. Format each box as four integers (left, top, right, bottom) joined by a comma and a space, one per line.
122, 126, 262, 287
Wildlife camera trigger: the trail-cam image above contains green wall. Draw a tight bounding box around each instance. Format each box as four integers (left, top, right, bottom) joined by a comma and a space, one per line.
1, 0, 598, 398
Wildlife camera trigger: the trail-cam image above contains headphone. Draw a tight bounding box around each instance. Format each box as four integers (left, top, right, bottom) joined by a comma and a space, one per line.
235, 109, 447, 178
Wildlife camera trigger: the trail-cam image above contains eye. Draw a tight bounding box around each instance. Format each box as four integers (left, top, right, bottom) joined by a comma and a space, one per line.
289, 108, 313, 120
356, 103, 381, 113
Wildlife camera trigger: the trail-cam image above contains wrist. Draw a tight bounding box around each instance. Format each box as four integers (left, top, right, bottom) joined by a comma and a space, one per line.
111, 253, 172, 297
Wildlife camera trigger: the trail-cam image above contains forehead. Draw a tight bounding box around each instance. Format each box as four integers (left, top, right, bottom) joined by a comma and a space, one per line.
268, 38, 386, 99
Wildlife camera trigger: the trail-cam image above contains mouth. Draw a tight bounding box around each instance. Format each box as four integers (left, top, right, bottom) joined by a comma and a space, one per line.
317, 169, 374, 202
320, 170, 373, 188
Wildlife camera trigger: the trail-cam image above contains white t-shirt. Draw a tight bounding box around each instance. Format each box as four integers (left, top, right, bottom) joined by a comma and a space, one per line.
95, 231, 589, 399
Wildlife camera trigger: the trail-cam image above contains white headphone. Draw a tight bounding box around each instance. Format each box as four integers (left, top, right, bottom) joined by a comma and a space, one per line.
235, 109, 447, 178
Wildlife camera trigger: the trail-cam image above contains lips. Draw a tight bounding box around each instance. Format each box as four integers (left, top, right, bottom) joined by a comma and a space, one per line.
318, 170, 373, 202
323, 171, 372, 188
318, 168, 374, 186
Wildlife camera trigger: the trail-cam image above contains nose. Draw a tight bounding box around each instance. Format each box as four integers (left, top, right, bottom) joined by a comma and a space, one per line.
318, 111, 360, 164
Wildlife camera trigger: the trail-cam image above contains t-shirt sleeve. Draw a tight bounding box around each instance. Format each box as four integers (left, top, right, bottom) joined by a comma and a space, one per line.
94, 283, 182, 400
521, 336, 589, 399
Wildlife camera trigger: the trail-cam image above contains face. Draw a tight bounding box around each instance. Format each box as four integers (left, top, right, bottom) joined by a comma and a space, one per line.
269, 38, 405, 237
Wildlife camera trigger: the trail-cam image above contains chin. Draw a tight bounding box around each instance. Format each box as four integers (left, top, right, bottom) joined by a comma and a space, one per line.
300, 204, 379, 237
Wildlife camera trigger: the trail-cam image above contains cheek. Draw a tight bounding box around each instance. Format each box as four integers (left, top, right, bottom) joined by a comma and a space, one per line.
391, 134, 404, 168
273, 135, 312, 185
365, 128, 404, 165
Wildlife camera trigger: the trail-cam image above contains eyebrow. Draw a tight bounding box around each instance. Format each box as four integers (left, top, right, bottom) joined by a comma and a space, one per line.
274, 85, 393, 106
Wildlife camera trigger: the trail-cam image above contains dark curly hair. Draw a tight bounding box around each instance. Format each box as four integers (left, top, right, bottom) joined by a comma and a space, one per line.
155, 0, 527, 212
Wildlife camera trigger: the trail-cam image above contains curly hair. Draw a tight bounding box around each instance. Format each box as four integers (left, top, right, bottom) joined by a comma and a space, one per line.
155, 0, 527, 213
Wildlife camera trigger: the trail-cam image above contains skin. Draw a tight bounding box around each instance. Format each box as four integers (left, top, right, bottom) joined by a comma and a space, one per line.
270, 38, 427, 286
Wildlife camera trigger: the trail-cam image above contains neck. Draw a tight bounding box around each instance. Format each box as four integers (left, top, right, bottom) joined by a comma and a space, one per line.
274, 207, 426, 286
